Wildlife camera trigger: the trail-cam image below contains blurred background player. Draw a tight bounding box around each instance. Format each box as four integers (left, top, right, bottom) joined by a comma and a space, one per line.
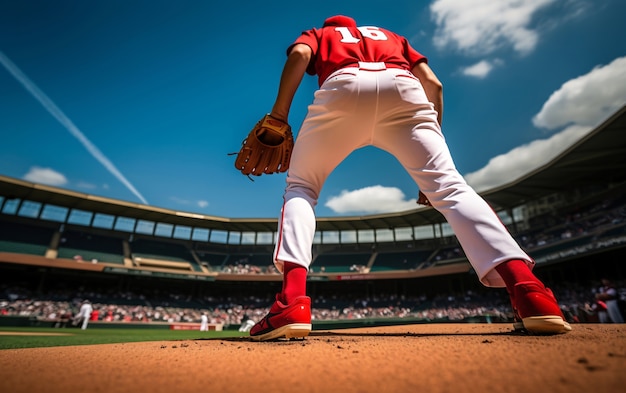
200, 312, 209, 331
239, 314, 255, 332
595, 278, 624, 323
73, 299, 93, 330
249, 15, 571, 341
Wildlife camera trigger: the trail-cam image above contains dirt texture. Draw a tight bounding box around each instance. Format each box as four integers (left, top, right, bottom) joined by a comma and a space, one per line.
0, 323, 624, 393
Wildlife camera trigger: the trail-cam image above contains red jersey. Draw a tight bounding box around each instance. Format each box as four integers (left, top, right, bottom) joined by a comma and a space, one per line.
288, 24, 427, 86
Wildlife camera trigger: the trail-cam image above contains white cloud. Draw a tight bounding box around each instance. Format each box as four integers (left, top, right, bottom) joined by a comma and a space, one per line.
75, 181, 98, 190
465, 56, 626, 191
464, 124, 590, 191
170, 196, 210, 209
23, 167, 67, 186
533, 56, 626, 130
325, 185, 417, 214
430, 0, 556, 55
461, 59, 502, 78
170, 196, 191, 205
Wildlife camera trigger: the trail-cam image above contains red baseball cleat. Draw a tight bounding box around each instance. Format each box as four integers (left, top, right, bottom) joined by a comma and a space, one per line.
250, 295, 312, 341
510, 281, 571, 334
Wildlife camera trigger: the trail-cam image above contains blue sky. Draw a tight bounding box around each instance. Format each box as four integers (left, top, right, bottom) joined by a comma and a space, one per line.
1, 0, 625, 219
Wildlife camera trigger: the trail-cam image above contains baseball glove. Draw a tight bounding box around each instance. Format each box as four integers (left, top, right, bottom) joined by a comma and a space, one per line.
231, 114, 294, 177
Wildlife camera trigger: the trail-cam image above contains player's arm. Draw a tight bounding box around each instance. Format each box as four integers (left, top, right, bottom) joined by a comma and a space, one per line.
596, 290, 617, 301
270, 43, 312, 123
412, 62, 443, 125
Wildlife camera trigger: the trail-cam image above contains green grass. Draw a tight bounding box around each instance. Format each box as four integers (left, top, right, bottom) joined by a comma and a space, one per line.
0, 327, 248, 350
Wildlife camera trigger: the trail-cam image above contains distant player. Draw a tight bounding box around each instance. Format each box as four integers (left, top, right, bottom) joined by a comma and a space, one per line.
596, 279, 624, 323
250, 15, 571, 341
74, 299, 93, 330
200, 312, 209, 331
239, 315, 255, 332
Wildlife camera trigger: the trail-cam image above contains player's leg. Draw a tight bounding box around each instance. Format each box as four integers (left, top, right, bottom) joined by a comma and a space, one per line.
273, 69, 381, 274
381, 124, 569, 333
392, 131, 532, 285
375, 69, 528, 285
374, 69, 570, 333
273, 69, 375, 274
251, 70, 371, 341
607, 302, 625, 323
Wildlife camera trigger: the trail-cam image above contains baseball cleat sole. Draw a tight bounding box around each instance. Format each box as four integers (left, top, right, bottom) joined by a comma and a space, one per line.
250, 323, 312, 341
521, 315, 572, 334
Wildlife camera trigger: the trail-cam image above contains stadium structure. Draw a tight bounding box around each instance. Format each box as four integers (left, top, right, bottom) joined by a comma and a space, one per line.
1, 106, 625, 328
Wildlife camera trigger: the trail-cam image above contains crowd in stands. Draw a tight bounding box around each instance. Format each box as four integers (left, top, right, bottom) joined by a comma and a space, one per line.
1, 192, 624, 329
219, 263, 277, 275
1, 278, 624, 328
218, 262, 371, 275
210, 199, 626, 275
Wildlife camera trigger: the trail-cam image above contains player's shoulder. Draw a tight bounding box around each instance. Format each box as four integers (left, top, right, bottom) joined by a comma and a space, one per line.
376, 26, 406, 39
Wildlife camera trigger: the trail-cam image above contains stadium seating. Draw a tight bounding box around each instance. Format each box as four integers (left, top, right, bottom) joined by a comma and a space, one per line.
0, 221, 55, 256
129, 238, 203, 272
56, 230, 125, 264
371, 249, 433, 271
312, 252, 372, 273
221, 253, 273, 273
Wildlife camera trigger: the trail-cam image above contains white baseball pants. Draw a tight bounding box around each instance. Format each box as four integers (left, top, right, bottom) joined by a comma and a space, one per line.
274, 63, 533, 287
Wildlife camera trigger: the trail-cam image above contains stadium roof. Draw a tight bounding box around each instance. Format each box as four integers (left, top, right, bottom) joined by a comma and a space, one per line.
479, 105, 626, 208
1, 106, 625, 233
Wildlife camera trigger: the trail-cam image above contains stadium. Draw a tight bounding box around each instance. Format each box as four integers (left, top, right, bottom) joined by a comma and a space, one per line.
0, 106, 625, 392
1, 105, 625, 326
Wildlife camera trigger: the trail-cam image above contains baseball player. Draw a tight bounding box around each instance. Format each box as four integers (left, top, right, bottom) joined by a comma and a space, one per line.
200, 312, 209, 331
238, 315, 255, 332
74, 299, 93, 330
249, 15, 571, 341
595, 279, 624, 323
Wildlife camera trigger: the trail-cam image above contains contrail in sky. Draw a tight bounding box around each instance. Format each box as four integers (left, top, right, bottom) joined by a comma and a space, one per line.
0, 51, 148, 205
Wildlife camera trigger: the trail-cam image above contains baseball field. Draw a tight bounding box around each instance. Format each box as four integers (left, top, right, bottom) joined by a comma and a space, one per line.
0, 323, 624, 393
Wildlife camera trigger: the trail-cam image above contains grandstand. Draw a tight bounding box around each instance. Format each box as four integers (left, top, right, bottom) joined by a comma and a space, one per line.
0, 106, 625, 325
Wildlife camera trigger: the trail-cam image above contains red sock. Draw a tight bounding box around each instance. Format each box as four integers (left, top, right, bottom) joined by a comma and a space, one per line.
281, 261, 307, 304
495, 259, 542, 294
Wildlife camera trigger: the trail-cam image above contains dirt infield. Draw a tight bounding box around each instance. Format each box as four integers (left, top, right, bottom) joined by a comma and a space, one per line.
0, 323, 624, 393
